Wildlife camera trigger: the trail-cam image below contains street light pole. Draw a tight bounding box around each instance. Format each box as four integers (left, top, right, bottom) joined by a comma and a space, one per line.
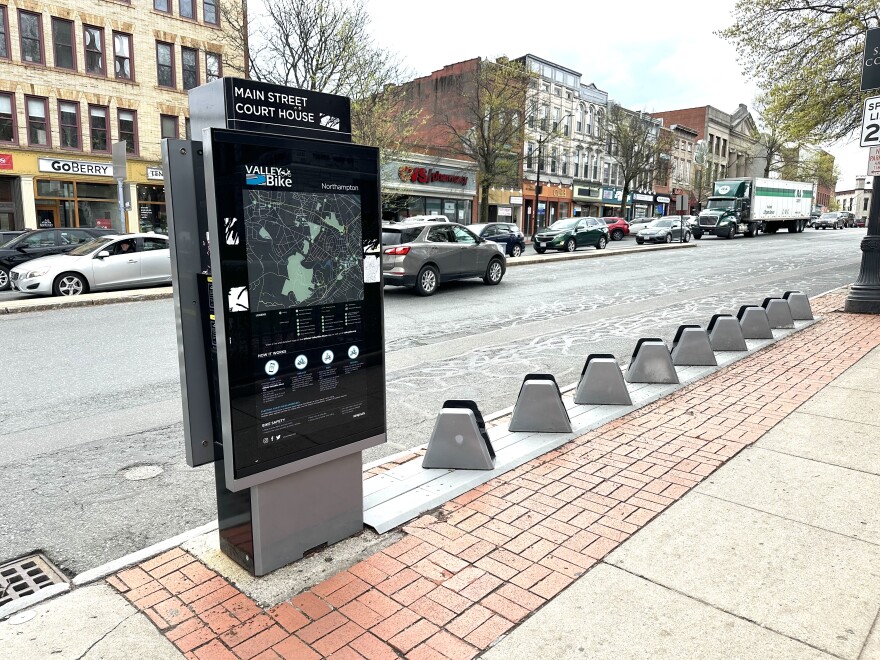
533, 141, 542, 238
844, 175, 880, 313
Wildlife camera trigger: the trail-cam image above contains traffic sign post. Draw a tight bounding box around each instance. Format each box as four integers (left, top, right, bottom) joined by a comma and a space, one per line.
845, 29, 880, 314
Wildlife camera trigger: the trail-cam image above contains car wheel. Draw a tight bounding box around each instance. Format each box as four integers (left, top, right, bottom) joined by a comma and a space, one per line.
693, 233, 702, 240
415, 265, 439, 296
0, 266, 9, 291
727, 224, 736, 239
665, 233, 672, 244
511, 243, 523, 258
534, 246, 546, 254
565, 238, 577, 252
483, 258, 504, 285
611, 229, 624, 241
683, 231, 691, 243
596, 236, 607, 250
53, 272, 88, 297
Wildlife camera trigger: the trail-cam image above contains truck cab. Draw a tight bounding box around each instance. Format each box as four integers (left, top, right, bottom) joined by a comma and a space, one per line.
693, 180, 757, 239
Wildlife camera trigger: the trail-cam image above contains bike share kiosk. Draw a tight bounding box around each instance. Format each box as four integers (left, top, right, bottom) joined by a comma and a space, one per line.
163, 78, 385, 576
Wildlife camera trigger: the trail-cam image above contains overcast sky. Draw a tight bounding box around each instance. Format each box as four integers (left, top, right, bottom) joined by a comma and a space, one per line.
364, 0, 867, 190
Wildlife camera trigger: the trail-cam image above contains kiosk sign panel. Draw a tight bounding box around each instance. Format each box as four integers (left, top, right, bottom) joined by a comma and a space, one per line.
205, 128, 385, 490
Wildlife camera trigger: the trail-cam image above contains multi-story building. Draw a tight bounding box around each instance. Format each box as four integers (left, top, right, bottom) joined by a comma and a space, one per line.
0, 0, 244, 233
836, 176, 873, 221
653, 122, 698, 215
512, 54, 610, 232
651, 104, 761, 187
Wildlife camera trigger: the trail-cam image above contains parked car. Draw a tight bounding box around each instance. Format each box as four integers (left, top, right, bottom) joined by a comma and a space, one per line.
0, 227, 114, 291
839, 211, 856, 228
533, 217, 609, 253
809, 210, 821, 228
626, 217, 654, 235
9, 233, 171, 296
813, 212, 842, 230
857, 216, 867, 228
389, 214, 450, 223
469, 222, 526, 257
635, 217, 691, 244
381, 220, 506, 296
602, 217, 629, 241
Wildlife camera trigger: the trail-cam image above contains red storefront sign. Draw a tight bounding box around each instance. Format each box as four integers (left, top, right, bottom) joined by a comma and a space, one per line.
0, 153, 12, 170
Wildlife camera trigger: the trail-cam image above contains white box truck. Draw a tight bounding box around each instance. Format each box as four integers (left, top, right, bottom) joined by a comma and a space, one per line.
693, 177, 814, 239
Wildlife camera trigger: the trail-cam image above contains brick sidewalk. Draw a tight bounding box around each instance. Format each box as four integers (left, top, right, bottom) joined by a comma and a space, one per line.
107, 291, 880, 659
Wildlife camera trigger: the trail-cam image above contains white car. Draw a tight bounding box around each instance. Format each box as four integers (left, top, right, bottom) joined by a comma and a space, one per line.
627, 218, 654, 235
9, 233, 171, 296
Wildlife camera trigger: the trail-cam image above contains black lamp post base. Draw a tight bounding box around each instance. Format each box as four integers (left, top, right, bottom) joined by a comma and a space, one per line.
844, 236, 880, 314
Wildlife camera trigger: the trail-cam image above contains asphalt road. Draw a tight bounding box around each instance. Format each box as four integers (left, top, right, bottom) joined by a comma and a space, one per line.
0, 229, 865, 575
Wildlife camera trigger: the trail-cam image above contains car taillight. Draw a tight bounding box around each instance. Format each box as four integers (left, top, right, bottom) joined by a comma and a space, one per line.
384, 246, 410, 255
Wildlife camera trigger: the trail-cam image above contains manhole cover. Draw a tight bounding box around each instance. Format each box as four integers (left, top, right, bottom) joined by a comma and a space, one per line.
121, 464, 164, 481
0, 554, 67, 608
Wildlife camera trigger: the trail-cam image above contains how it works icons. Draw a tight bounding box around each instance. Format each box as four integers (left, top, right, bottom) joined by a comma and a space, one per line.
294, 355, 308, 370
322, 349, 334, 364
348, 345, 359, 359
264, 360, 279, 376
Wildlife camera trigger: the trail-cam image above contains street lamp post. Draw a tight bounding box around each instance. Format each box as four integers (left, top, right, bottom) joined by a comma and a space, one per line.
844, 176, 880, 313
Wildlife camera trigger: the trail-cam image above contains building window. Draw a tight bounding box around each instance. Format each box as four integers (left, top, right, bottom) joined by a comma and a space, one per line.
180, 0, 195, 19
35, 179, 121, 230
865, 197, 870, 212
51, 18, 74, 70
0, 7, 9, 59
184, 117, 191, 139
182, 47, 199, 90
573, 151, 580, 178
83, 25, 105, 75
89, 105, 109, 152
113, 32, 133, 80
137, 185, 167, 233
206, 52, 221, 81
203, 0, 218, 25
0, 93, 16, 143
526, 142, 534, 170
156, 42, 174, 87
576, 107, 583, 133
154, 0, 170, 13
550, 147, 557, 174
18, 11, 44, 64
58, 101, 80, 150
118, 109, 137, 154
26, 96, 49, 146
562, 152, 568, 176
161, 114, 178, 139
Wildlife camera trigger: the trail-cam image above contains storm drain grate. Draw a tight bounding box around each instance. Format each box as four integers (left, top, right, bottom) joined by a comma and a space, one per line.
0, 554, 67, 607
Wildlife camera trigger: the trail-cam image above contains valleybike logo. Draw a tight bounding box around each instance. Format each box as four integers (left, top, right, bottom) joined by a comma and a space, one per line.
245, 165, 293, 188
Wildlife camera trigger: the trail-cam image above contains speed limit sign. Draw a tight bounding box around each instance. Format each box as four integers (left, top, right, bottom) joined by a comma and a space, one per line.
861, 95, 880, 146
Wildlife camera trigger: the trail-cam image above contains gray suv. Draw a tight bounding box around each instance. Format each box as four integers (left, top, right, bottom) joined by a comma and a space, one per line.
382, 220, 507, 296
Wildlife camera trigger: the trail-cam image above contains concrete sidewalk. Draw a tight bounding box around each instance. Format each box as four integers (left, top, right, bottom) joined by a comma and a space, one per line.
2, 288, 879, 659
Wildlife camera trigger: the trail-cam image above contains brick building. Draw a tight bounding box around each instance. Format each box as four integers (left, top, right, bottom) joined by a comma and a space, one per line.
651, 104, 761, 187
0, 0, 244, 233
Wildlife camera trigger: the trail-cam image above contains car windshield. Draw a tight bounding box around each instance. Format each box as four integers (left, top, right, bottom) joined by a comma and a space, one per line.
548, 218, 580, 230
68, 237, 114, 256
706, 199, 734, 210
819, 213, 837, 219
469, 224, 488, 234
382, 227, 423, 246
650, 219, 673, 228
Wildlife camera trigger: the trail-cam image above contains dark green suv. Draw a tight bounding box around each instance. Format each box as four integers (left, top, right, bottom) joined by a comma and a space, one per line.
533, 217, 609, 253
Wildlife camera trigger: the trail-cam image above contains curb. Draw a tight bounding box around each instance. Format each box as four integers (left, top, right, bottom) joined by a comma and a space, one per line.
0, 243, 695, 315
507, 241, 696, 268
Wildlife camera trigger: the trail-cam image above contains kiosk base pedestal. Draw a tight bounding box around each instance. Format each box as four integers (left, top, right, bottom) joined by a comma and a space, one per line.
216, 452, 364, 576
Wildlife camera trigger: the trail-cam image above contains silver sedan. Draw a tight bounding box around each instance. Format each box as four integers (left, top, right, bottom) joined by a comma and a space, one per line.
10, 233, 171, 296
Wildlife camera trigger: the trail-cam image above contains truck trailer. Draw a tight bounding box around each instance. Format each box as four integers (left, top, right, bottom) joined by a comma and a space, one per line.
693, 178, 813, 239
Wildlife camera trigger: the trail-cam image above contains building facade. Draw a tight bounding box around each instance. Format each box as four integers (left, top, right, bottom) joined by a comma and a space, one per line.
515, 54, 609, 233
654, 122, 698, 215
651, 104, 761, 189
0, 0, 244, 233
380, 153, 477, 223
836, 176, 873, 221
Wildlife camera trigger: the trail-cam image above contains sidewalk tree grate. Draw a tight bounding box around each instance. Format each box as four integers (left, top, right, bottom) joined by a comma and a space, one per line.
0, 554, 67, 607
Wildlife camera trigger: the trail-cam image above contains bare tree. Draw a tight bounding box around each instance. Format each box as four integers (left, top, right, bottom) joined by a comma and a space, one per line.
605, 104, 673, 220
431, 58, 532, 222
220, 0, 416, 158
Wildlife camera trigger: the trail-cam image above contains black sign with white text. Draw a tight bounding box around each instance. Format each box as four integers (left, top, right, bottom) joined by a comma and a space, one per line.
205, 129, 384, 481
862, 28, 880, 92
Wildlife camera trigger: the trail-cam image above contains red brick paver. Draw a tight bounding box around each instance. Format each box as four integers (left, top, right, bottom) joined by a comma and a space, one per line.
109, 293, 880, 657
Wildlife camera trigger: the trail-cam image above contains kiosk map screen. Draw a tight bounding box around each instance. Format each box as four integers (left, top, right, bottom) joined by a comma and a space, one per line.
244, 191, 364, 310
208, 130, 385, 482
